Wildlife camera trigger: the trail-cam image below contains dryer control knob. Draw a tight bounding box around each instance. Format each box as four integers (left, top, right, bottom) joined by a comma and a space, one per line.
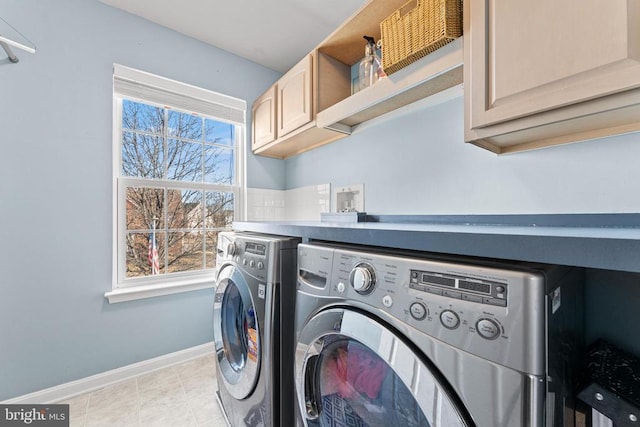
440, 310, 460, 329
410, 302, 427, 320
227, 242, 237, 256
476, 318, 501, 340
349, 263, 376, 294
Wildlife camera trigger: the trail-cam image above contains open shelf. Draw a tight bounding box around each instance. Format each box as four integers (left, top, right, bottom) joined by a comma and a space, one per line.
316, 37, 464, 132
316, 0, 410, 67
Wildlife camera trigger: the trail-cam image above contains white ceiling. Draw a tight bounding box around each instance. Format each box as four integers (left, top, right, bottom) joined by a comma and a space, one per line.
100, 0, 367, 73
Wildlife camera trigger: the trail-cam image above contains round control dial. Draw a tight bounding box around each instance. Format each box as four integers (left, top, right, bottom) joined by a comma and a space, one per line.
349, 262, 376, 294
409, 302, 427, 320
476, 318, 501, 340
440, 310, 460, 329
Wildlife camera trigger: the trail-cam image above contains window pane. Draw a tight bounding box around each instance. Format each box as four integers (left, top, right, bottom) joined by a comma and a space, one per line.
117, 85, 241, 285
205, 192, 234, 229
205, 119, 234, 146
166, 189, 203, 230
122, 132, 164, 178
167, 139, 202, 182
205, 146, 234, 184
168, 110, 203, 140
126, 187, 165, 230
122, 100, 164, 134
126, 231, 165, 277
167, 231, 204, 273
205, 231, 219, 268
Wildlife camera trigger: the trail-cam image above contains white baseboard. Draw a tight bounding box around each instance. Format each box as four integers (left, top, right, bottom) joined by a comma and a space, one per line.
2, 342, 215, 404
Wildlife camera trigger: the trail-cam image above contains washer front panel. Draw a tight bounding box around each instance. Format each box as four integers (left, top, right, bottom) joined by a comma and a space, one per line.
213, 264, 260, 400
299, 244, 547, 375
296, 243, 551, 427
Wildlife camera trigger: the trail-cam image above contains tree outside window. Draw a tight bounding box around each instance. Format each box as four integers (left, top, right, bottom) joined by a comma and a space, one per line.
119, 99, 238, 280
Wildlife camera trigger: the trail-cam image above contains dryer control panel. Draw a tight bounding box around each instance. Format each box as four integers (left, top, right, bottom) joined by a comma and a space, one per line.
409, 269, 508, 307
217, 231, 298, 283
297, 243, 562, 376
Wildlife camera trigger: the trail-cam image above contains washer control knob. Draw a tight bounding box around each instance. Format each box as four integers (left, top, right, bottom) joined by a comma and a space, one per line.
410, 302, 427, 320
440, 310, 460, 329
476, 318, 501, 340
257, 261, 264, 270
349, 263, 376, 294
249, 259, 256, 268
227, 242, 237, 256
337, 282, 346, 293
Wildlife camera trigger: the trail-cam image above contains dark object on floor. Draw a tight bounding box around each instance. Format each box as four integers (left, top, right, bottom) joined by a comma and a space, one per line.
577, 339, 640, 427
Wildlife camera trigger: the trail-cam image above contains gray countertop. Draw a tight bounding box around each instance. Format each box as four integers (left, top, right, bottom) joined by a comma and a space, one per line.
233, 214, 640, 273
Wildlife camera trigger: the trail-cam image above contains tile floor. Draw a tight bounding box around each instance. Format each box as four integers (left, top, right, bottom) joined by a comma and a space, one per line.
60, 353, 227, 427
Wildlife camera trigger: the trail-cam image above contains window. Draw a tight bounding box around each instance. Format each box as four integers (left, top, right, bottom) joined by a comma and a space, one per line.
108, 65, 246, 302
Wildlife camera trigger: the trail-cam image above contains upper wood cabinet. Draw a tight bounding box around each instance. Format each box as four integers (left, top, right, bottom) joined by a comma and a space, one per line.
251, 84, 276, 151
252, 53, 347, 159
465, 0, 640, 154
252, 0, 464, 159
278, 55, 313, 137
251, 56, 318, 155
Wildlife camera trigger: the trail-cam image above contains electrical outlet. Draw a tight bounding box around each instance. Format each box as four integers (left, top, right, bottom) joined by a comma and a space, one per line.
332, 184, 364, 212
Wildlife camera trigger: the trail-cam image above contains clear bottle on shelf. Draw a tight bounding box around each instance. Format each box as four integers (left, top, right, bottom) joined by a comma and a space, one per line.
358, 36, 386, 92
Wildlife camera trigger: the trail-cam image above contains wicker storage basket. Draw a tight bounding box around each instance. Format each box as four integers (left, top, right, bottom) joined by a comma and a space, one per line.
380, 0, 462, 75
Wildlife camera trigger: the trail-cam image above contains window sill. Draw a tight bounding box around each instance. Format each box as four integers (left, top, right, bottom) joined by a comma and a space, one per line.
105, 276, 216, 303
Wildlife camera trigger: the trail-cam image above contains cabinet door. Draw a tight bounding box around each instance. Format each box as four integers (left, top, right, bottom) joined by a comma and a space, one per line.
278, 54, 313, 137
252, 85, 277, 150
466, 0, 640, 131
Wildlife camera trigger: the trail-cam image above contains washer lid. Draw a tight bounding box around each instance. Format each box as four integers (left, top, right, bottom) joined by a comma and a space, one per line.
213, 265, 260, 400
295, 308, 475, 427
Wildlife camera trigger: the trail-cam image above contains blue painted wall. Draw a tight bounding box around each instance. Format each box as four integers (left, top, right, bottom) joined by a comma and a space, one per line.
285, 97, 640, 214
0, 0, 281, 400
284, 92, 640, 356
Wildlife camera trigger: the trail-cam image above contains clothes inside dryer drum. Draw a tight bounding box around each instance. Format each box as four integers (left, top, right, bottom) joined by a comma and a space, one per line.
312, 339, 431, 427
321, 340, 388, 399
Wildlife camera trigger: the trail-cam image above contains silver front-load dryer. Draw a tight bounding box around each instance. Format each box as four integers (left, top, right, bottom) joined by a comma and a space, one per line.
214, 231, 299, 427
294, 243, 584, 427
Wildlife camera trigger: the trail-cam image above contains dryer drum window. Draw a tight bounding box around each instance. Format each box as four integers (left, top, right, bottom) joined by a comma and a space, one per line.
214, 266, 262, 401
221, 282, 255, 372
296, 309, 473, 427
314, 338, 429, 426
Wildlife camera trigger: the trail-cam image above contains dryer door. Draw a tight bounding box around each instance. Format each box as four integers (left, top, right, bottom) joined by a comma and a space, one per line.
295, 308, 475, 427
213, 264, 260, 400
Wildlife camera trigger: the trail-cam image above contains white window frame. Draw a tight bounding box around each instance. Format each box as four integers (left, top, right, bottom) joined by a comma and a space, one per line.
106, 64, 246, 303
